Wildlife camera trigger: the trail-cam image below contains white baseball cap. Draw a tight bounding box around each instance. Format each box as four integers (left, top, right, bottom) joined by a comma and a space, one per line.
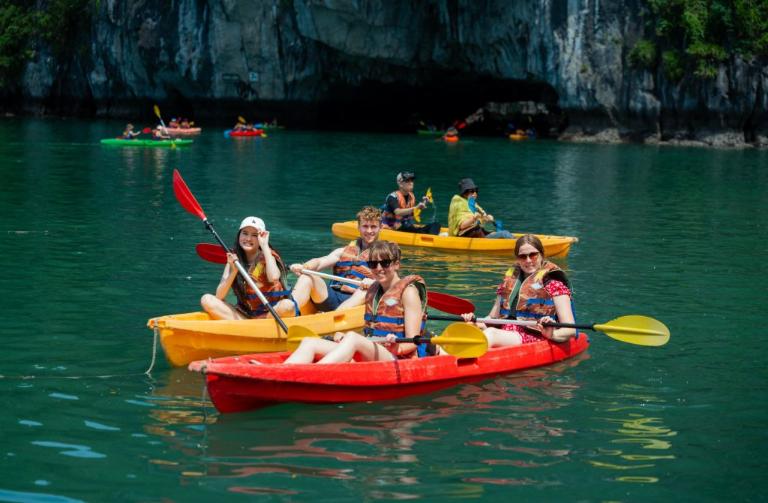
239, 216, 266, 231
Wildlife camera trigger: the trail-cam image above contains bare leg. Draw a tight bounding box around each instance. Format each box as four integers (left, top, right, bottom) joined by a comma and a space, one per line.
284, 337, 341, 364
201, 294, 245, 320
290, 275, 331, 310
290, 275, 313, 309
318, 332, 396, 364
483, 327, 523, 347
308, 275, 330, 304
273, 298, 299, 317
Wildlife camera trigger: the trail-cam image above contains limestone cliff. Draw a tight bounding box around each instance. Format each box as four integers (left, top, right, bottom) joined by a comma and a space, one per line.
13, 0, 768, 146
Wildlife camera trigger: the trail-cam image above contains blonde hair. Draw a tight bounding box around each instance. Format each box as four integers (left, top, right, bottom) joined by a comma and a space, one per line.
357, 205, 382, 223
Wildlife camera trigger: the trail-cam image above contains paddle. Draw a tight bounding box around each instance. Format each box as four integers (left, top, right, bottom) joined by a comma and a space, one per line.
193, 243, 476, 315
429, 314, 670, 347
173, 170, 289, 333
286, 322, 488, 358
153, 105, 170, 136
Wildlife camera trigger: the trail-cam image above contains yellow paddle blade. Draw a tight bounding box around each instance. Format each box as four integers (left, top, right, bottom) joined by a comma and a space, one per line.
425, 187, 433, 203
153, 105, 161, 118
286, 325, 320, 351
431, 322, 488, 358
593, 315, 670, 347
413, 207, 422, 222
238, 116, 246, 124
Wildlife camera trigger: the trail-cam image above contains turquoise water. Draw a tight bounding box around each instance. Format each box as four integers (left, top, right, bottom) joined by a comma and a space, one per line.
1, 118, 766, 501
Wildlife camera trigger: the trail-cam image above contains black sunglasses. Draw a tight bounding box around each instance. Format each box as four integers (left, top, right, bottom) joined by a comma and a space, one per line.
367, 259, 393, 269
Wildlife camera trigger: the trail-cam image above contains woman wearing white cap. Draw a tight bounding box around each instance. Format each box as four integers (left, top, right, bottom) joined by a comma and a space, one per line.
200, 216, 298, 320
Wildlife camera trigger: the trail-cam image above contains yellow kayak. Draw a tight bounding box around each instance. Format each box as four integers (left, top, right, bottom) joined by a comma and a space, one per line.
147, 305, 365, 367
331, 221, 578, 257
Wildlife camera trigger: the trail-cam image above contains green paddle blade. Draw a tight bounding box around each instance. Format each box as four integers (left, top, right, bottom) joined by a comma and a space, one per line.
593, 315, 670, 347
286, 325, 320, 351
431, 322, 488, 358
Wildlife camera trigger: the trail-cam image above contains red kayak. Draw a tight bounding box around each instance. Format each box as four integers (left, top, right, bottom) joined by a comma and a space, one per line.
188, 334, 589, 413
227, 129, 264, 137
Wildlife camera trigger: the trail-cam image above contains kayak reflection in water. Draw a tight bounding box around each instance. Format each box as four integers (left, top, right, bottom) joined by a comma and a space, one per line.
461, 234, 576, 346
285, 241, 427, 364
200, 216, 298, 320
289, 206, 379, 312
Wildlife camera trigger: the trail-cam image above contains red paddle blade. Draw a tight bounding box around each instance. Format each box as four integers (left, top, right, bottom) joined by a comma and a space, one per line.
172, 169, 207, 221
196, 243, 227, 264
427, 291, 475, 315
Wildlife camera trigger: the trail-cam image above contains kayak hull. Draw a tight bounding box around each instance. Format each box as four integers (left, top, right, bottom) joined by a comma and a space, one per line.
100, 138, 193, 147
166, 127, 201, 136
147, 305, 364, 367
331, 221, 578, 257
417, 129, 444, 136
190, 334, 589, 413
226, 129, 265, 137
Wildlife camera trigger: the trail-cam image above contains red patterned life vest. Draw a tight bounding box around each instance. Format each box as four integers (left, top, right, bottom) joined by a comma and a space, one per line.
331, 239, 373, 294
498, 261, 570, 330
364, 274, 427, 340
381, 190, 416, 229
235, 250, 293, 318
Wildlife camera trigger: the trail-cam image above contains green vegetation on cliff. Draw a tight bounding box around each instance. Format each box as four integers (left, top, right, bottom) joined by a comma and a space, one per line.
0, 0, 94, 88
629, 0, 768, 80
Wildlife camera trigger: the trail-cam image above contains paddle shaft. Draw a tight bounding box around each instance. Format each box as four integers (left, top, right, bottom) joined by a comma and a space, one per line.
300, 268, 361, 286
429, 314, 589, 330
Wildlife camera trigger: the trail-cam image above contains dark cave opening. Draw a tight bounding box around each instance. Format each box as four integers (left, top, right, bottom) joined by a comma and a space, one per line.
316, 75, 565, 137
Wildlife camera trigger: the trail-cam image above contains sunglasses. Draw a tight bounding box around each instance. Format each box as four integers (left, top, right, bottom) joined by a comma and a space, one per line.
367, 259, 393, 270
516, 251, 540, 261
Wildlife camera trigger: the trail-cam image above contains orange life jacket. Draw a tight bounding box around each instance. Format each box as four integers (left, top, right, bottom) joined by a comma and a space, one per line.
235, 250, 294, 318
498, 261, 570, 330
381, 191, 416, 229
364, 274, 427, 359
331, 239, 373, 294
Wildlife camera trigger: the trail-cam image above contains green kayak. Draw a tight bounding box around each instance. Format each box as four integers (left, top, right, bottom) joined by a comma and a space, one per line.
416, 129, 444, 136
100, 138, 193, 147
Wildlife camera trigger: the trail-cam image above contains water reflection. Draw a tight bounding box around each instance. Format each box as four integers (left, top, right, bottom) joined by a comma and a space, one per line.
587, 383, 676, 484
143, 355, 589, 497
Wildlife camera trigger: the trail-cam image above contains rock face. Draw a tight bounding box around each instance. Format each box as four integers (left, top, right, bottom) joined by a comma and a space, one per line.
13, 0, 768, 146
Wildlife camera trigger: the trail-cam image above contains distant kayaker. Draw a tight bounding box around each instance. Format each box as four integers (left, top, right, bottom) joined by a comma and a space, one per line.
448, 178, 513, 238
461, 234, 576, 346
200, 216, 298, 320
285, 241, 426, 364
381, 172, 441, 235
152, 126, 171, 140
168, 118, 180, 129
443, 126, 459, 141
122, 123, 140, 139
180, 118, 191, 128
289, 206, 380, 312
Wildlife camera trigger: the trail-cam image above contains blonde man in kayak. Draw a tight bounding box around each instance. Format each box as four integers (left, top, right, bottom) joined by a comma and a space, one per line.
285, 241, 426, 364
289, 206, 381, 312
200, 216, 298, 320
461, 234, 576, 345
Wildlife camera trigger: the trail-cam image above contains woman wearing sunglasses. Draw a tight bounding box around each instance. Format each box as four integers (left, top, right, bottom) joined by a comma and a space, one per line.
461, 234, 576, 345
285, 241, 427, 364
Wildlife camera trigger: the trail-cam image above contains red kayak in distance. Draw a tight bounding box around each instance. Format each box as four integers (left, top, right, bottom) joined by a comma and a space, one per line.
226, 129, 265, 137
188, 334, 589, 414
